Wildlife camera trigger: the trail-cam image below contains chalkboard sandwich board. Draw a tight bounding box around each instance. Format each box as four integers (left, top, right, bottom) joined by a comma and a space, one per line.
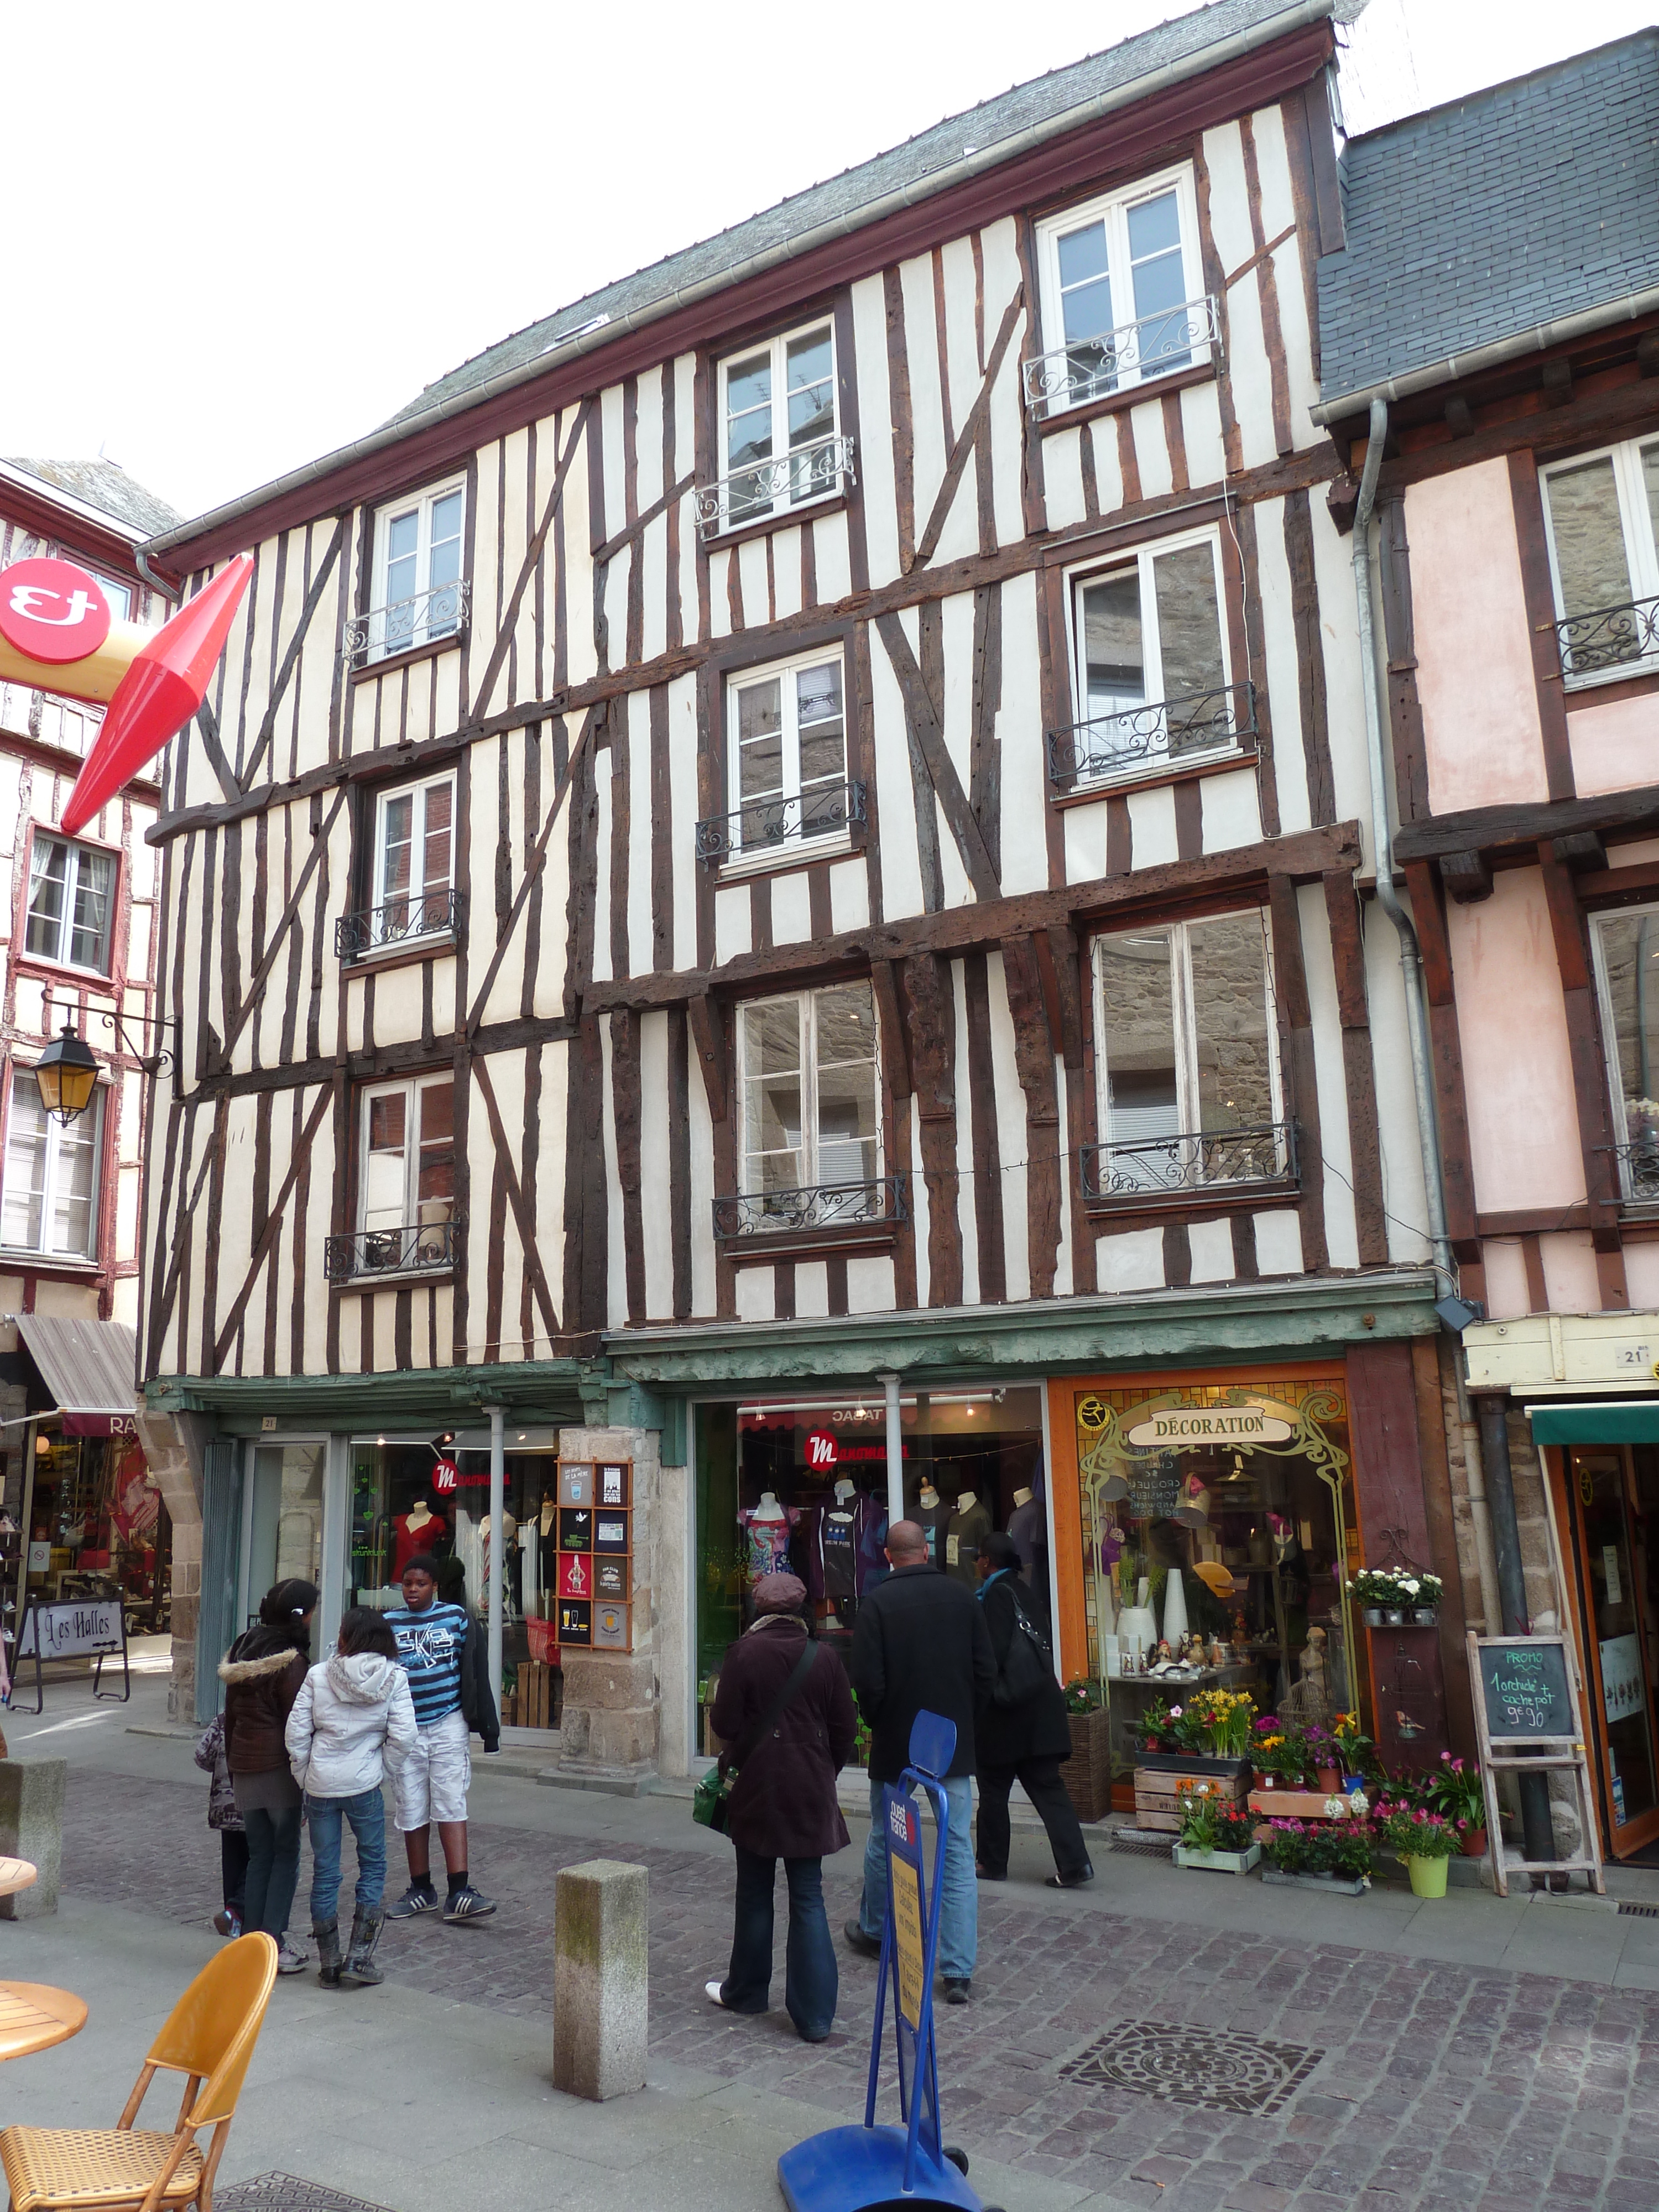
1463, 1632, 1604, 1900
1477, 1637, 1575, 1742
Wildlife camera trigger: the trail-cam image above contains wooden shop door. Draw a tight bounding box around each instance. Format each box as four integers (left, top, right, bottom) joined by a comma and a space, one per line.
1562, 1447, 1659, 1858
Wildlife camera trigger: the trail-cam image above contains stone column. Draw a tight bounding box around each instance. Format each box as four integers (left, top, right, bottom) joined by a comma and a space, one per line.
135, 1408, 208, 1724
557, 1426, 661, 1781
0, 1757, 65, 1919
656, 1456, 691, 1779
552, 1859, 648, 2100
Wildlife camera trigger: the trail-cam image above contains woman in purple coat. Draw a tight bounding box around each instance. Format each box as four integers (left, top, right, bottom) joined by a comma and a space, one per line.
706, 1571, 858, 2042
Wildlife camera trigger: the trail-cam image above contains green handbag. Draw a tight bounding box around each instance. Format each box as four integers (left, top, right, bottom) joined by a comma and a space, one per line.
693, 1640, 819, 1833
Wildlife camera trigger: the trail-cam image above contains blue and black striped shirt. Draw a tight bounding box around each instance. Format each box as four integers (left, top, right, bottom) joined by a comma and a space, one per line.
385, 1599, 468, 1728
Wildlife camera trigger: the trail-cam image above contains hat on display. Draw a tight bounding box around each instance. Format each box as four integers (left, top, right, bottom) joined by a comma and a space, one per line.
753, 1571, 808, 1614
1193, 1560, 1239, 1599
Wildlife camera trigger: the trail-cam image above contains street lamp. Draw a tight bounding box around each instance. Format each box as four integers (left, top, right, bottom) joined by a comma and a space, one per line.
33, 1023, 99, 1126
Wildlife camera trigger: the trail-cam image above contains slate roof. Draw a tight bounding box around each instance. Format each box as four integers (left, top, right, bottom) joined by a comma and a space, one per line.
389, 0, 1340, 427
1317, 30, 1659, 410
4, 457, 182, 540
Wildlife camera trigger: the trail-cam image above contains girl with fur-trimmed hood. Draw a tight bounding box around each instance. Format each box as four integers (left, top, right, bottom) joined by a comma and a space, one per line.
219, 1577, 317, 1975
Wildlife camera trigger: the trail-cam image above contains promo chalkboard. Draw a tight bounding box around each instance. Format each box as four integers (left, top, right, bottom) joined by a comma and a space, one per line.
1477, 1638, 1575, 1741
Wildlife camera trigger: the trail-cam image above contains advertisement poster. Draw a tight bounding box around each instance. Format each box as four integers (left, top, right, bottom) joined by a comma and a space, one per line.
1599, 1633, 1646, 1728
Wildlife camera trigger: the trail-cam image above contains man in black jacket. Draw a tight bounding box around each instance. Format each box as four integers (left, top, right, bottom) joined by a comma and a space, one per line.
846, 1520, 996, 2002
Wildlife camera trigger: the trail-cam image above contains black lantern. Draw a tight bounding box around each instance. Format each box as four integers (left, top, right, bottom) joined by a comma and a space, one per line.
33, 1024, 100, 1126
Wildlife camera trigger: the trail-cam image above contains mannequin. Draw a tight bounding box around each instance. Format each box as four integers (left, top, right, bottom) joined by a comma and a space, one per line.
914, 1481, 951, 1568
808, 1480, 879, 1623
393, 1496, 447, 1579
1005, 1485, 1042, 1575
480, 1509, 519, 1616
737, 1491, 800, 1580
945, 1488, 992, 1586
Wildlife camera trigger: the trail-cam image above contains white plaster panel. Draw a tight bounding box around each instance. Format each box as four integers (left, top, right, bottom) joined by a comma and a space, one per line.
1540, 1232, 1600, 1316
639, 1011, 674, 1322
1448, 871, 1584, 1213
1365, 897, 1431, 1264
669, 675, 700, 970
851, 272, 901, 586
997, 569, 1050, 897
771, 872, 812, 946
1309, 492, 1373, 866
846, 1254, 898, 1314
1272, 238, 1320, 451
1480, 1237, 1531, 1322
1407, 462, 1548, 812
906, 1105, 930, 1308
538, 1039, 571, 1334
1199, 768, 1262, 852
979, 218, 1031, 549
1064, 801, 1108, 884
1086, 419, 1124, 515
1253, 499, 1312, 833
1126, 785, 1178, 868
736, 1266, 776, 1323
1043, 431, 1088, 531
830, 860, 869, 932
1180, 380, 1227, 488
794, 1261, 830, 1320
1621, 1241, 1659, 1309
1096, 1225, 1165, 1292
714, 885, 752, 965
737, 538, 769, 624
814, 514, 852, 608
1297, 882, 1360, 1271
768, 526, 804, 624
708, 548, 733, 641
628, 689, 654, 978
900, 254, 953, 562
688, 1025, 717, 1316
590, 750, 614, 983
1226, 275, 1277, 471
1053, 1061, 1074, 1298
1130, 399, 1174, 502
987, 951, 1031, 1304
940, 593, 975, 790
1252, 1209, 1303, 1275
1202, 122, 1254, 268
1188, 1217, 1234, 1283
869, 630, 925, 921
1568, 694, 1658, 799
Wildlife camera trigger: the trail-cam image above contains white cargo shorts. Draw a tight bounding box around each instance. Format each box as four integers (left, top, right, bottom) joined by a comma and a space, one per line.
393, 1708, 472, 1830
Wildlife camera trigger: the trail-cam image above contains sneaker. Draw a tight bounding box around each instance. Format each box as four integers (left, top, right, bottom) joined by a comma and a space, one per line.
212, 1908, 241, 1938
275, 1940, 309, 1976
843, 1917, 881, 1959
385, 1883, 440, 1920
942, 1978, 971, 2005
442, 1885, 497, 1923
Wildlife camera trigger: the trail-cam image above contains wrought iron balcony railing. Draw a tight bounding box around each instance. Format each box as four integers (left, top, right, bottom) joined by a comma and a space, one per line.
1023, 295, 1222, 419
1081, 1121, 1296, 1201
1047, 681, 1255, 789
335, 887, 465, 961
1556, 592, 1659, 684
343, 578, 471, 669
326, 1216, 460, 1285
696, 779, 867, 866
692, 434, 856, 541
713, 1171, 907, 1241
1614, 1138, 1659, 1204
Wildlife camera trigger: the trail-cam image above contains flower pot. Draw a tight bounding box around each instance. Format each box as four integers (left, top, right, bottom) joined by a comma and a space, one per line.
1407, 1854, 1449, 1899
1061, 1704, 1112, 1822
1460, 1825, 1488, 1859
1384, 1608, 1406, 1626
1253, 1768, 1277, 1790
1412, 1608, 1438, 1626
1362, 1607, 1384, 1627
1173, 1842, 1261, 1876
1315, 1766, 1342, 1795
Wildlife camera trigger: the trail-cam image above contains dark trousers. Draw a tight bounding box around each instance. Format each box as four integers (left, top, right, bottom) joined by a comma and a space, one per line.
976, 1755, 1093, 1882
722, 1845, 838, 2042
243, 1803, 303, 1940
220, 1829, 249, 1914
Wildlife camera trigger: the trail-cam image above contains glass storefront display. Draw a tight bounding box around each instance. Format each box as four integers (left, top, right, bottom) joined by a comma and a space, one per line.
18, 1423, 170, 1634
1055, 1371, 1368, 1790
1561, 1444, 1659, 1854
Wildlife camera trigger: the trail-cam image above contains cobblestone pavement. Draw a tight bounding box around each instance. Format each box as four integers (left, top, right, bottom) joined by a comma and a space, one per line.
63, 1770, 1659, 2212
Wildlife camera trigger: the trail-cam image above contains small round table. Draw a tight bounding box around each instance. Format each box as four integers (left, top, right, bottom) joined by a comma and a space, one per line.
0, 1984, 86, 2063
0, 1858, 37, 1899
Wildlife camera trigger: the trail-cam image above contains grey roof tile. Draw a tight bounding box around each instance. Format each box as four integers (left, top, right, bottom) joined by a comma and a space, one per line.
3, 457, 182, 539
1317, 30, 1659, 406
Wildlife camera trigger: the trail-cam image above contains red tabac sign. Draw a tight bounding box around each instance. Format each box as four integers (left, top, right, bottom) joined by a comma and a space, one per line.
0, 559, 112, 664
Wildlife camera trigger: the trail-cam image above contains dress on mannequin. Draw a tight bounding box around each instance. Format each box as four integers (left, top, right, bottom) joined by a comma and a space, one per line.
737, 1496, 801, 1579
914, 1486, 951, 1568
393, 1501, 447, 1579
481, 1510, 519, 1617
945, 1491, 992, 1585
807, 1485, 883, 1618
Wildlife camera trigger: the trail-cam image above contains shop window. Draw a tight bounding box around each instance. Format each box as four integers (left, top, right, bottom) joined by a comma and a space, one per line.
734, 982, 880, 1225
1088, 910, 1287, 1198
1561, 1445, 1659, 1852
697, 320, 851, 539
21, 1430, 168, 1632
241, 1443, 326, 1629
1590, 905, 1659, 1203
24, 834, 114, 973
1, 1071, 101, 1259
354, 479, 468, 665
1055, 531, 1247, 787
327, 1074, 456, 1281
1540, 436, 1659, 684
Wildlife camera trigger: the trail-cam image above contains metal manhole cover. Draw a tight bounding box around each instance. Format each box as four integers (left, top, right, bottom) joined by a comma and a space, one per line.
1060, 2021, 1322, 2114
215, 2179, 400, 2212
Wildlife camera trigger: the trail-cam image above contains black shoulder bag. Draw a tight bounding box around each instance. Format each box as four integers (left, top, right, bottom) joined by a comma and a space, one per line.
992, 1584, 1054, 1709
692, 1638, 820, 1833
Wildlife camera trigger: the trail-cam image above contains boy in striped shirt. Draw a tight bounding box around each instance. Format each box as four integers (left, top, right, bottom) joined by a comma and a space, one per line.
384, 1555, 499, 1923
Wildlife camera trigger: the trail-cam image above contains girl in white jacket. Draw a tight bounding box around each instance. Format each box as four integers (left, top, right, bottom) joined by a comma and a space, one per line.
285, 1608, 418, 1990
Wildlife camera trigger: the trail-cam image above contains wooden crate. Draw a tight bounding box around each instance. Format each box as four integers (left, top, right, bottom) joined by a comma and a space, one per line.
507, 1659, 560, 1731
1061, 1707, 1112, 1822
1133, 1765, 1249, 1834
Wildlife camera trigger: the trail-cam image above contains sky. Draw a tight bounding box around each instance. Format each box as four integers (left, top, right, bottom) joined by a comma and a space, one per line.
2, 0, 1648, 527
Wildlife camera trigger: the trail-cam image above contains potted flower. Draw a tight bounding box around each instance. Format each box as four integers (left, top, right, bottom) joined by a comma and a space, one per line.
1332, 1709, 1377, 1783
1426, 1752, 1489, 1857
1379, 1800, 1462, 1896
1172, 1778, 1260, 1875
1302, 1723, 1342, 1795
1259, 1806, 1377, 1892
1188, 1686, 1255, 1761
1348, 1568, 1403, 1626
1251, 1717, 1306, 1790
1405, 1573, 1443, 1626
1060, 1676, 1111, 1822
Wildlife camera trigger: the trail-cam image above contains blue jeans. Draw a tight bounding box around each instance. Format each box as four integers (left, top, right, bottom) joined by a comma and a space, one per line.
305, 1789, 387, 1925
723, 1845, 838, 2041
859, 1773, 977, 1982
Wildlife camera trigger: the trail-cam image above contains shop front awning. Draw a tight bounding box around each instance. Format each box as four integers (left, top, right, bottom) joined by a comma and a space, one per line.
1526, 1400, 1659, 1446
15, 1315, 139, 1436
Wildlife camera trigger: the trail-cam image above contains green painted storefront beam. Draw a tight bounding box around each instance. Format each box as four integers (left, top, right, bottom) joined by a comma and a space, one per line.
144, 1358, 589, 1434
605, 1271, 1440, 1395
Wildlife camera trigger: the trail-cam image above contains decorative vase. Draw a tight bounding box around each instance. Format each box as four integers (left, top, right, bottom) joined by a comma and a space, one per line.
1118, 1579, 1157, 1665
1161, 1569, 1190, 1649
1362, 1607, 1384, 1627
1407, 1855, 1449, 1899
1384, 1608, 1406, 1626
1315, 1765, 1341, 1795
1460, 1825, 1489, 1859
1413, 1608, 1438, 1626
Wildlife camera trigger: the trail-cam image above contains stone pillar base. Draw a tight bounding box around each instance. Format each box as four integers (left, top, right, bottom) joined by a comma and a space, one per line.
552, 1859, 649, 2100
557, 1651, 658, 1778
0, 1759, 65, 1919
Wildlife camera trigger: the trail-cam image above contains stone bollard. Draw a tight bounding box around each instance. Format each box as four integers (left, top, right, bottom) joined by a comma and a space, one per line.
0, 1759, 66, 1920
552, 1859, 648, 2100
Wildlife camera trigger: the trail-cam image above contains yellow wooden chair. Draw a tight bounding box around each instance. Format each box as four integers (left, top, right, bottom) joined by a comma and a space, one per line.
0, 1932, 278, 2212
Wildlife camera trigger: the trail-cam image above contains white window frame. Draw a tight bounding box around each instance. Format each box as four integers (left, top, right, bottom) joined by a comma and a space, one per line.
366, 478, 467, 665
362, 773, 458, 950
23, 830, 117, 974
712, 318, 842, 536
735, 984, 883, 1202
1062, 527, 1239, 788
721, 646, 852, 874
1034, 164, 1209, 415
1090, 911, 1285, 1189
1540, 435, 1659, 691
354, 1073, 456, 1275
91, 573, 132, 622
1590, 902, 1659, 1202
0, 1070, 103, 1261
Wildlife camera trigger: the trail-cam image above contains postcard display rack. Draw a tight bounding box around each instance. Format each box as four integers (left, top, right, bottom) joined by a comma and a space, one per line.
553, 1458, 634, 1653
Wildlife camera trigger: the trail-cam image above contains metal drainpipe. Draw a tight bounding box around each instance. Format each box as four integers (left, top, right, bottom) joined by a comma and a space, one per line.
1352, 397, 1454, 1297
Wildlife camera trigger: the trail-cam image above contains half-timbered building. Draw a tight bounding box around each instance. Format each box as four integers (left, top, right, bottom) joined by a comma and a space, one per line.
0, 456, 179, 1645
138, 0, 1461, 1781
1312, 30, 1659, 1862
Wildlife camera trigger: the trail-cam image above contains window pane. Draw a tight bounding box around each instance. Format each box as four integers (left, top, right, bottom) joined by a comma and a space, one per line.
796, 661, 846, 807
1078, 572, 1145, 738
1644, 443, 1659, 560
743, 999, 803, 1197
68, 848, 113, 970
48, 1100, 97, 1257
99, 577, 133, 622
1057, 221, 1110, 289
1127, 190, 1181, 261
363, 1092, 408, 1229
379, 792, 414, 909
1128, 190, 1190, 371
416, 1082, 455, 1218
1152, 544, 1227, 749
24, 838, 68, 961
1598, 913, 1659, 1187
385, 508, 419, 628
2, 1074, 47, 1249
744, 997, 799, 1077
815, 983, 878, 1189
786, 330, 834, 451
1548, 458, 1632, 619
421, 780, 454, 900
737, 678, 785, 839
1098, 929, 1180, 1176
1187, 911, 1276, 1130
726, 353, 773, 479
815, 983, 876, 1066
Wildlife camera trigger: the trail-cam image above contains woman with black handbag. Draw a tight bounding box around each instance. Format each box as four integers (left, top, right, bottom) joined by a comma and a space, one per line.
703, 1571, 858, 2041
974, 1534, 1095, 1890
